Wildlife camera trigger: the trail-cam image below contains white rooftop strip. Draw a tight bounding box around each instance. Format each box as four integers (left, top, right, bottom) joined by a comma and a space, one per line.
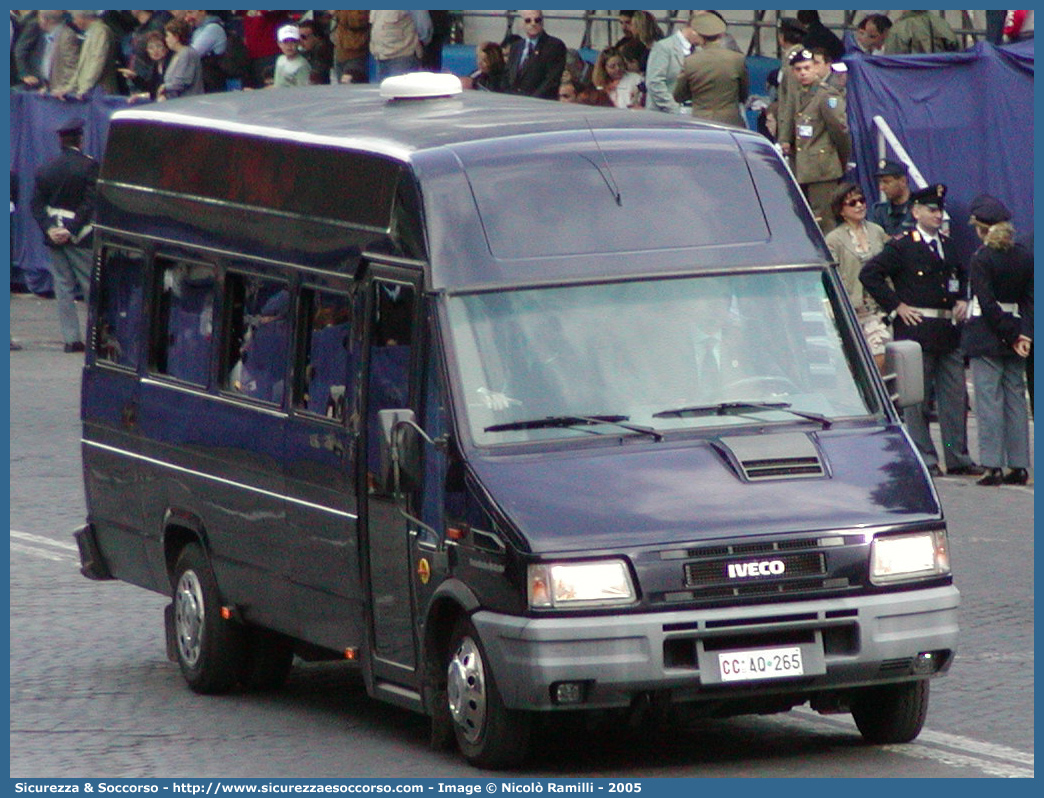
111, 108, 415, 162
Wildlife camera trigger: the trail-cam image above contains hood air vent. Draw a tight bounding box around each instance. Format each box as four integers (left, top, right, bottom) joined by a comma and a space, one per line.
717, 432, 826, 481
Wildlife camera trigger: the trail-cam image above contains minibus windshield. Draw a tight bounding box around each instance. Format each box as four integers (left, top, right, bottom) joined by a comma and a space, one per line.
447, 270, 877, 445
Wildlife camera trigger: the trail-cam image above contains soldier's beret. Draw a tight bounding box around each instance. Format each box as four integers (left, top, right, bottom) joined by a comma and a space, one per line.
691, 11, 727, 37
968, 194, 1011, 226
910, 183, 947, 209
788, 48, 815, 66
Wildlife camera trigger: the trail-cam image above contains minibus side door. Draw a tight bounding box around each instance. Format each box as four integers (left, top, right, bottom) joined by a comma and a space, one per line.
361, 269, 422, 679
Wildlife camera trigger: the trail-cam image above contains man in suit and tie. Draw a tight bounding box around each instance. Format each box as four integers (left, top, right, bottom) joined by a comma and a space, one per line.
860, 184, 984, 477
507, 10, 566, 100
644, 12, 700, 113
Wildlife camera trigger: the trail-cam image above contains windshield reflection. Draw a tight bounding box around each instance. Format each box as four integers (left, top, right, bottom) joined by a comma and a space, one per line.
447, 271, 876, 445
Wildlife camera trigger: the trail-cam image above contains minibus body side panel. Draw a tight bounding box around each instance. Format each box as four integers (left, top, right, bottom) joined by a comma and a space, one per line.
82, 367, 153, 590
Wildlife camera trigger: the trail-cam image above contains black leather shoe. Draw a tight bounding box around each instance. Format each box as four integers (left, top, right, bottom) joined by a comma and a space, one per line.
927, 464, 943, 477
947, 464, 986, 476
1002, 468, 1029, 485
976, 468, 1004, 486
63, 341, 85, 353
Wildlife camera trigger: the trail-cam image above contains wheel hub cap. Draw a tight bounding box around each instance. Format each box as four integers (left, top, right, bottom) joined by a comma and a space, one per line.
447, 636, 486, 743
174, 570, 205, 667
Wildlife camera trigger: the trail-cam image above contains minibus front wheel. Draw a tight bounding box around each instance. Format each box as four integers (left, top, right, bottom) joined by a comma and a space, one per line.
851, 679, 929, 744
172, 543, 246, 694
446, 618, 531, 768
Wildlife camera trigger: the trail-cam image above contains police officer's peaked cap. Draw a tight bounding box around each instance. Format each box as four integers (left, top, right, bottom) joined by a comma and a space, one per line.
788, 48, 815, 66
690, 11, 727, 37
874, 159, 907, 178
57, 118, 85, 137
910, 183, 947, 209
968, 194, 1012, 225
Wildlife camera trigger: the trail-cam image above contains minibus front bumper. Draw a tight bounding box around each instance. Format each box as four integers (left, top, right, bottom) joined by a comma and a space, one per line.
471, 585, 959, 711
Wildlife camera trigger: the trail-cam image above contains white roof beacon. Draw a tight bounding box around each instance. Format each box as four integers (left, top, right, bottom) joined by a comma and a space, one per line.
379, 72, 463, 101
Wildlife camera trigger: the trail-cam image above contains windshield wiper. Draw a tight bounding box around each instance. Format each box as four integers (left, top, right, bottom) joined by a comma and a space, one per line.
653, 402, 832, 429
485, 414, 663, 441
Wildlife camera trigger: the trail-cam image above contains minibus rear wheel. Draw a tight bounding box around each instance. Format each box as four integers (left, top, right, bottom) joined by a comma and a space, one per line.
172, 544, 246, 694
446, 618, 531, 768
851, 679, 929, 744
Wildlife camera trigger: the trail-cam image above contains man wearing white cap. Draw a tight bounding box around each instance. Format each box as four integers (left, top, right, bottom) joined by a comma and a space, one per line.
672, 11, 748, 128
273, 25, 309, 88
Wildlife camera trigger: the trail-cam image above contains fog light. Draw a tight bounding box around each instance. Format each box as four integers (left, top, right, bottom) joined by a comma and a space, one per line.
552, 681, 586, 705
912, 651, 938, 675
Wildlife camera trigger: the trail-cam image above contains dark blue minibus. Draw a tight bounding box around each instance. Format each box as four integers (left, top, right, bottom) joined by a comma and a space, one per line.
76, 75, 956, 768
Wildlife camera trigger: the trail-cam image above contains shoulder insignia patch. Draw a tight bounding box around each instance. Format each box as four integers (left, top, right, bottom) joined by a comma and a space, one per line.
908, 230, 921, 242
827, 96, 838, 109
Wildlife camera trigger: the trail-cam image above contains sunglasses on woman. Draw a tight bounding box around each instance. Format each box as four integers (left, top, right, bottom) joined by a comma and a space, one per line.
843, 197, 867, 207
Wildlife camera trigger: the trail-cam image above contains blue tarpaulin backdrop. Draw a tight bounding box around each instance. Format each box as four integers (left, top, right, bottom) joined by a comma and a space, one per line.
10, 40, 1033, 293
845, 39, 1033, 263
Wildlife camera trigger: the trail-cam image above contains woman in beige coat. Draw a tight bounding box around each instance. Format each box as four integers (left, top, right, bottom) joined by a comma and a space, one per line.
824, 181, 891, 370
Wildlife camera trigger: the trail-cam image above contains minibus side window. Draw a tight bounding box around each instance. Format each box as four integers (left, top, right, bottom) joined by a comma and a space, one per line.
151, 258, 216, 386
95, 247, 145, 369
366, 281, 415, 478
221, 273, 290, 405
295, 288, 354, 420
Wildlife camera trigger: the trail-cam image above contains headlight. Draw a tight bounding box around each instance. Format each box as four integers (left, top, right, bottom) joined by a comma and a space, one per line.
870, 529, 950, 585
528, 560, 636, 609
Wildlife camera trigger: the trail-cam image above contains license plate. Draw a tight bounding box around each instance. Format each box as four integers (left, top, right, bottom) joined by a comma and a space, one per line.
717, 646, 804, 682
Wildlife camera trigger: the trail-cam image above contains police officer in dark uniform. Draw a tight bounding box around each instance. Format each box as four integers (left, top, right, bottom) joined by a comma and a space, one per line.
30, 118, 98, 353
860, 184, 984, 477
869, 159, 915, 236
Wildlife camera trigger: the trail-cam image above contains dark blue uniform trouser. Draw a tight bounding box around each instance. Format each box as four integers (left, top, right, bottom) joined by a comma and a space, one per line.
903, 349, 974, 471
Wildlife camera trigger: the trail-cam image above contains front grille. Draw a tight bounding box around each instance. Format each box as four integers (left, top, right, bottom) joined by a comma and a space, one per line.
685, 552, 825, 587
651, 532, 869, 608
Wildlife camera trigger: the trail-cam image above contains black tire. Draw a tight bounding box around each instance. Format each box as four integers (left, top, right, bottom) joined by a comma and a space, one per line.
171, 544, 246, 694
241, 627, 294, 691
445, 617, 531, 769
851, 679, 930, 744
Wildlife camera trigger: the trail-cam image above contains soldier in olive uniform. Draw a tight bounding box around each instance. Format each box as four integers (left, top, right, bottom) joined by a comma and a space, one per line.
883, 10, 960, 54
672, 11, 748, 128
786, 48, 850, 233
860, 184, 984, 477
775, 17, 807, 170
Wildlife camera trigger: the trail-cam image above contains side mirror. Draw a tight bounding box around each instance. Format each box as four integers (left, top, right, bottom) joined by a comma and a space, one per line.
377, 408, 422, 495
883, 339, 924, 408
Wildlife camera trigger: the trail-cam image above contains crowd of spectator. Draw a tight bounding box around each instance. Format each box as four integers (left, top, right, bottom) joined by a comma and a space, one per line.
8, 10, 1030, 103
8, 11, 451, 98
